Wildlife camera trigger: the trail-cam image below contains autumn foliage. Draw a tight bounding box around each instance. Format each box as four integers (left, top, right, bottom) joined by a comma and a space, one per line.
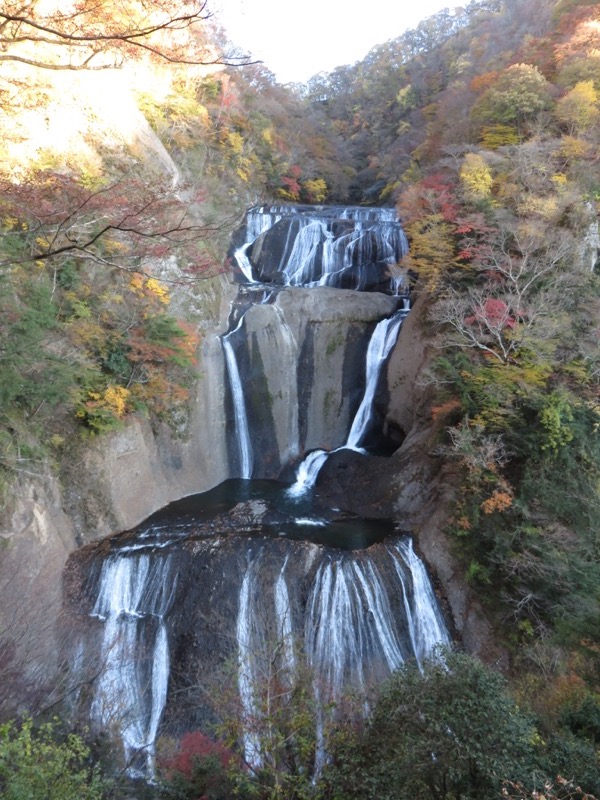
159, 731, 238, 800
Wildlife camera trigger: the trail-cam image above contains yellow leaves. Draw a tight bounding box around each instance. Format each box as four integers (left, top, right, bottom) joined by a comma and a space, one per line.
302, 178, 328, 203
556, 135, 592, 161
103, 237, 128, 255
226, 131, 244, 156
555, 80, 599, 133
2, 215, 20, 229
77, 385, 131, 431
103, 385, 130, 418
262, 127, 274, 145
516, 195, 558, 220
145, 277, 170, 305
129, 273, 170, 305
459, 153, 493, 201
401, 213, 457, 292
479, 124, 520, 149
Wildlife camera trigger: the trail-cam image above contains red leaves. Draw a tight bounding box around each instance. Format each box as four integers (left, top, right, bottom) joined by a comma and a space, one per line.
465, 297, 516, 330
160, 730, 237, 780
0, 168, 218, 278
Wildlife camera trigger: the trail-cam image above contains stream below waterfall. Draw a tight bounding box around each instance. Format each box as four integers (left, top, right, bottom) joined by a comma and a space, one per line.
65, 204, 451, 777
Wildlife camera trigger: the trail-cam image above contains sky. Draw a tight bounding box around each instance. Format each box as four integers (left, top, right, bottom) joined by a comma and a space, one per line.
211, 0, 457, 85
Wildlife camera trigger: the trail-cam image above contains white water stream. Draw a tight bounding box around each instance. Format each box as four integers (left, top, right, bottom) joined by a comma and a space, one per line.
90, 554, 175, 775
287, 307, 408, 497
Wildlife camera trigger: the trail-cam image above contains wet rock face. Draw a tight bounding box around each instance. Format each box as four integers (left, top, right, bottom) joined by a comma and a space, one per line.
66, 507, 450, 746
223, 287, 400, 477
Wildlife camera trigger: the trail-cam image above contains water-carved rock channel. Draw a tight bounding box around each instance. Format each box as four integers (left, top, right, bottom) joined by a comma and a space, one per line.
65, 205, 451, 776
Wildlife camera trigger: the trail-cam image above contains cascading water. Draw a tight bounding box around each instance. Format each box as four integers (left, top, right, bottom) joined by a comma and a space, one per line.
233, 204, 409, 294
222, 319, 254, 479
89, 552, 176, 776
346, 309, 408, 450
286, 305, 409, 497
68, 203, 451, 777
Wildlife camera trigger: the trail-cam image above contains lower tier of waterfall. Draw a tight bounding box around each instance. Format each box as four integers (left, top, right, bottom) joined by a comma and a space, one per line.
66, 479, 450, 775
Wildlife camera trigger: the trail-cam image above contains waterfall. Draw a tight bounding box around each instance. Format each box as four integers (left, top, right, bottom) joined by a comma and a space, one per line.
236, 557, 263, 768
274, 556, 296, 676
234, 243, 255, 283
288, 306, 408, 496
235, 204, 409, 294
304, 554, 408, 698
89, 553, 175, 775
346, 309, 407, 450
222, 318, 253, 479
393, 539, 450, 666
79, 531, 448, 777
286, 449, 329, 497
70, 203, 453, 780
226, 536, 448, 772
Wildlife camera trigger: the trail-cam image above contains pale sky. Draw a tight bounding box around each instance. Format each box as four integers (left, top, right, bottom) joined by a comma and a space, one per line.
211, 0, 458, 85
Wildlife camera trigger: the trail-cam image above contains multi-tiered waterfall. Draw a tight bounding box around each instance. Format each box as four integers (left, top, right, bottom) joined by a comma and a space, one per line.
66, 204, 450, 776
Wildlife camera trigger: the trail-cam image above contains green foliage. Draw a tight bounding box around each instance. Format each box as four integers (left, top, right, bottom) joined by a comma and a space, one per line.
327, 650, 540, 800
541, 732, 600, 797
538, 390, 576, 453
557, 55, 600, 91
472, 64, 553, 130
0, 204, 199, 447
0, 718, 107, 800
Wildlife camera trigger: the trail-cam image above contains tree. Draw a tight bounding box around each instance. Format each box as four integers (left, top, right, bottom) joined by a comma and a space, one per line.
327, 650, 539, 800
159, 731, 237, 800
431, 222, 576, 363
0, 169, 219, 277
555, 81, 599, 134
459, 152, 493, 201
472, 64, 553, 132
0, 0, 250, 71
0, 717, 107, 800
0, 168, 206, 436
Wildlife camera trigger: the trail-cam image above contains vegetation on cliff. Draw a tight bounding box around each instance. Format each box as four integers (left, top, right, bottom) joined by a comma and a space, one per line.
301, 0, 599, 787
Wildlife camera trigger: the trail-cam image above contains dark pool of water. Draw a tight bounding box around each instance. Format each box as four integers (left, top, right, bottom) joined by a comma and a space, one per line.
115, 478, 396, 552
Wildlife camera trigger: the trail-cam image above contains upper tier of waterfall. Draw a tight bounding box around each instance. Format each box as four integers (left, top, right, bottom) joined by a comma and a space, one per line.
231, 204, 410, 295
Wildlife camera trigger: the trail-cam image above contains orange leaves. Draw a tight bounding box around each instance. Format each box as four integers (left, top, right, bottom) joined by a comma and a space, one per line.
431, 397, 463, 422
470, 71, 500, 94
480, 489, 513, 515
0, 0, 232, 71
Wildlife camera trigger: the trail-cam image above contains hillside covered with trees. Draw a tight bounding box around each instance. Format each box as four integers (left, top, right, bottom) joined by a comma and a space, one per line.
0, 0, 599, 798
